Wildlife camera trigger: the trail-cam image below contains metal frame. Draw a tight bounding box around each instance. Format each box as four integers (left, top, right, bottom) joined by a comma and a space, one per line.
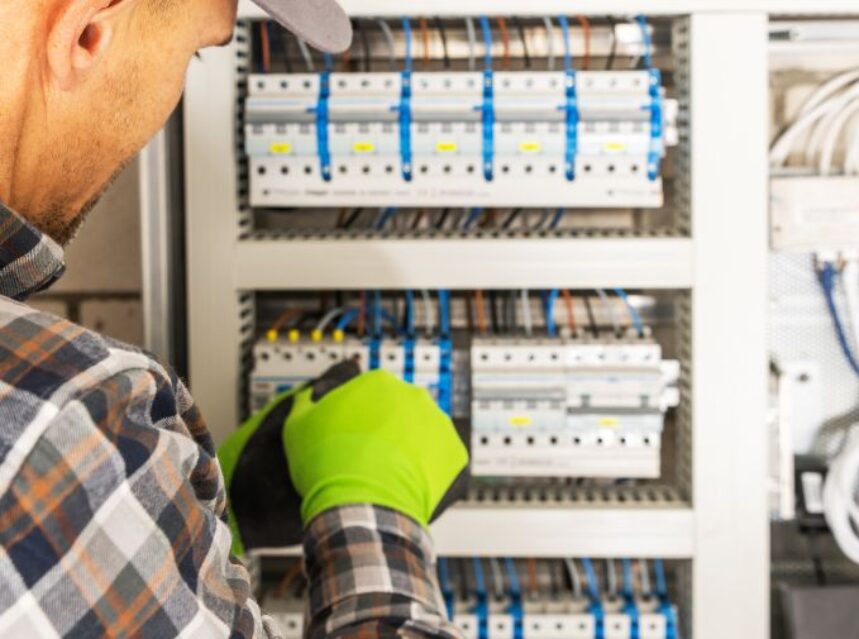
185, 6, 786, 637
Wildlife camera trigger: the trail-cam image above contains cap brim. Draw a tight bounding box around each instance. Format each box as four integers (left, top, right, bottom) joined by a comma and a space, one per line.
252, 0, 353, 54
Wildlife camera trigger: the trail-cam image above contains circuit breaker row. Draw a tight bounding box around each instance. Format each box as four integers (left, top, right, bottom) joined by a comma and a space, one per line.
250, 335, 679, 479
262, 558, 678, 639
244, 70, 678, 208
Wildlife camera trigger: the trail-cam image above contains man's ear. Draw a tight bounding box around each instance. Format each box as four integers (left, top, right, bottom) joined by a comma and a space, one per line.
46, 0, 134, 91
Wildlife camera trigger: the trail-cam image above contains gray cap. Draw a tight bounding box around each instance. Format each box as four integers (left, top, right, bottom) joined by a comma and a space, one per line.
252, 0, 352, 53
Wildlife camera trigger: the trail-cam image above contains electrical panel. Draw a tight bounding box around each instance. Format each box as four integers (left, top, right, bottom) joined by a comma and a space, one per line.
245, 70, 678, 208
261, 557, 680, 639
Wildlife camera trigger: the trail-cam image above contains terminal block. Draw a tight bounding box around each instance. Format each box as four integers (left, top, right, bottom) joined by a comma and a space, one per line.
244, 71, 678, 208
470, 337, 680, 478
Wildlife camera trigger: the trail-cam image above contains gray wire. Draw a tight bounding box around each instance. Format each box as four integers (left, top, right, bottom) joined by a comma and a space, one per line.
296, 38, 315, 72
489, 558, 504, 599
376, 19, 396, 70
564, 558, 582, 597
542, 17, 556, 71
606, 559, 618, 595
639, 559, 651, 593
465, 18, 477, 71
596, 289, 620, 334
521, 289, 533, 336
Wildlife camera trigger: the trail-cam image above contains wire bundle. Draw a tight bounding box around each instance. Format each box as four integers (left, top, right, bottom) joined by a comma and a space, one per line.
770, 69, 859, 174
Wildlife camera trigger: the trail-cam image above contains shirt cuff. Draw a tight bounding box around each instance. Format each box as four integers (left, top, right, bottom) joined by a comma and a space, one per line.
303, 504, 444, 618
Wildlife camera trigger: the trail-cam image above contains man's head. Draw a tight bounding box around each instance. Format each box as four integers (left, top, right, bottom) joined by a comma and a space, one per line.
0, 0, 349, 245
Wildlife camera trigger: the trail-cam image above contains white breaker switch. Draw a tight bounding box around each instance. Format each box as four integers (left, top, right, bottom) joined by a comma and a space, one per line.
249, 337, 442, 412
244, 71, 679, 208
470, 337, 680, 478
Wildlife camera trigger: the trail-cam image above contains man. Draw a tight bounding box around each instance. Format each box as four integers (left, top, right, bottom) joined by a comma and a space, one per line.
0, 0, 468, 637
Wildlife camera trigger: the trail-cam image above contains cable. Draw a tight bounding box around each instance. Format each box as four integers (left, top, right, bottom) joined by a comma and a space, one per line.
621, 559, 635, 597
435, 209, 450, 230
356, 19, 370, 72
474, 290, 488, 334
404, 290, 415, 337
497, 18, 511, 70
512, 17, 531, 69
639, 559, 651, 594
520, 289, 533, 336
463, 208, 483, 230
580, 558, 600, 600
577, 16, 591, 70
421, 289, 435, 336
434, 17, 451, 69
605, 16, 618, 70
341, 208, 363, 229
549, 208, 564, 230
818, 98, 859, 175
653, 559, 668, 597
526, 558, 538, 597
489, 291, 500, 334
542, 17, 556, 71
489, 558, 504, 600
439, 290, 451, 337
334, 308, 360, 332
596, 289, 621, 334
606, 559, 618, 595
635, 15, 653, 69
266, 308, 304, 342
501, 208, 524, 230
558, 16, 573, 71
480, 15, 493, 69
545, 289, 560, 337
819, 263, 859, 377
564, 559, 583, 598
374, 207, 397, 230
296, 37, 315, 72
614, 288, 645, 337
372, 290, 383, 338
583, 294, 598, 334
357, 292, 367, 337
260, 22, 272, 73
465, 18, 477, 71
419, 17, 431, 70
843, 260, 859, 350
561, 290, 577, 333
316, 307, 348, 333
376, 19, 396, 70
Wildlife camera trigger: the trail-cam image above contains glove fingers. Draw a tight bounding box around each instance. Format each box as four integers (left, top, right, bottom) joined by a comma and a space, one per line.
311, 359, 362, 401
230, 396, 305, 548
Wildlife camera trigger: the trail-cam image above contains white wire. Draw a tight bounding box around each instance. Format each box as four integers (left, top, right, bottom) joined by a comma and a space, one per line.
844, 117, 859, 174
799, 68, 859, 117
521, 289, 533, 336
843, 261, 859, 352
316, 307, 345, 332
564, 559, 582, 598
489, 558, 504, 599
296, 38, 315, 72
819, 98, 859, 175
824, 426, 859, 564
421, 289, 435, 336
771, 81, 859, 167
465, 18, 477, 71
542, 17, 555, 71
606, 559, 618, 595
376, 19, 396, 71
596, 289, 620, 334
638, 559, 651, 594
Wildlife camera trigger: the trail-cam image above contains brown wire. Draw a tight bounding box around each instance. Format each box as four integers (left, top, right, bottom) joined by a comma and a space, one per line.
268, 308, 303, 336
474, 290, 488, 334
526, 558, 539, 596
340, 47, 352, 71
260, 22, 272, 73
561, 289, 577, 332
274, 562, 303, 599
419, 17, 431, 69
497, 18, 511, 70
576, 16, 591, 70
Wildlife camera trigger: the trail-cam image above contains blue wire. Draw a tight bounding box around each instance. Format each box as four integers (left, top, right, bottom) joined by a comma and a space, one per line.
323, 52, 334, 72
374, 207, 397, 230
402, 18, 413, 72
653, 560, 668, 597
635, 15, 653, 69
614, 288, 644, 337
479, 16, 493, 69
464, 208, 483, 230
405, 290, 415, 336
372, 290, 383, 338
581, 558, 600, 600
558, 16, 573, 70
471, 557, 487, 596
622, 559, 634, 597
549, 208, 564, 230
335, 308, 361, 331
504, 558, 521, 598
438, 290, 451, 337
819, 263, 859, 377
546, 289, 560, 337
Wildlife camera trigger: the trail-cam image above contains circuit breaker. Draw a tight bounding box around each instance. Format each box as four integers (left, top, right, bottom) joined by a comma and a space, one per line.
470, 337, 679, 478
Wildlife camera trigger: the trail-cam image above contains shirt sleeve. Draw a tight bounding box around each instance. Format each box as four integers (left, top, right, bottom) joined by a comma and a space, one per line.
0, 366, 281, 639
302, 505, 463, 639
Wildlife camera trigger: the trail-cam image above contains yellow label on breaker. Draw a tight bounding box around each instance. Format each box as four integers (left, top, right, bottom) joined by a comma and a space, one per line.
269, 142, 293, 155
518, 141, 543, 154
435, 141, 459, 153
352, 142, 376, 154
599, 417, 620, 429
508, 415, 533, 427
603, 141, 628, 154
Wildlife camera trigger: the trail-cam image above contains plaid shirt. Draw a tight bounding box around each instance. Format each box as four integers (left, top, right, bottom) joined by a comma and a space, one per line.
0, 202, 459, 639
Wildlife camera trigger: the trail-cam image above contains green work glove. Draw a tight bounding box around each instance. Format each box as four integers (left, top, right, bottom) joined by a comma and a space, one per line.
218, 362, 362, 555
284, 366, 470, 527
